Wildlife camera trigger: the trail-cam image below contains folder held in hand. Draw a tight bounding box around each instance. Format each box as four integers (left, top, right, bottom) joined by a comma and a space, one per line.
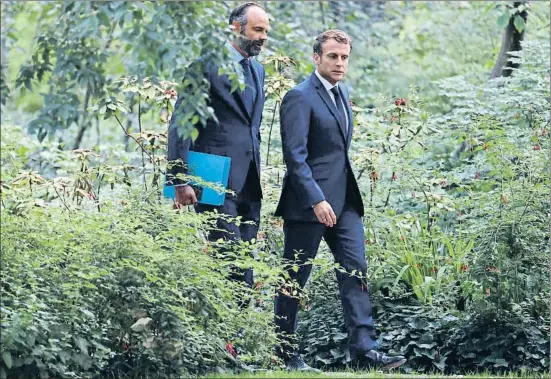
164, 151, 231, 206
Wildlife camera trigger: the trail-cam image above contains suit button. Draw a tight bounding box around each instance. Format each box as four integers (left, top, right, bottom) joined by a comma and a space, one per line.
344, 168, 349, 174
247, 149, 253, 155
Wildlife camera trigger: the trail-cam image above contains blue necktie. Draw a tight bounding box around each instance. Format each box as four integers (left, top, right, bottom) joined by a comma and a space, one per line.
240, 58, 256, 115
330, 86, 347, 131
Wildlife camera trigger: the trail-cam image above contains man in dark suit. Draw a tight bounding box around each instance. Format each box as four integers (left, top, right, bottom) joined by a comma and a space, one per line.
274, 30, 406, 371
167, 2, 269, 291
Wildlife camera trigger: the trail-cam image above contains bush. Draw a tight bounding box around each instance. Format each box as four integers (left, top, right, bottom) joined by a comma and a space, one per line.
0, 195, 280, 379
298, 273, 550, 374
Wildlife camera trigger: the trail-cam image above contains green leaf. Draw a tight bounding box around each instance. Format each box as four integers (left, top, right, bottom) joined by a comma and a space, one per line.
97, 12, 110, 27
493, 358, 509, 367
497, 12, 510, 29
2, 352, 12, 369
81, 308, 95, 319
75, 337, 88, 354
330, 348, 345, 358
513, 15, 525, 33
432, 358, 447, 370
333, 332, 348, 341
191, 127, 199, 142
131, 317, 152, 332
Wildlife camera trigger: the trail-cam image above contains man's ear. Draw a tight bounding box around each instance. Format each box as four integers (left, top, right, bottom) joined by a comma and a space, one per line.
313, 53, 320, 65
231, 20, 241, 34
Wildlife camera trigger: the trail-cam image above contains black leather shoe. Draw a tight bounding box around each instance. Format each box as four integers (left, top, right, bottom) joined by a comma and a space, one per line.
285, 354, 321, 373
356, 350, 406, 371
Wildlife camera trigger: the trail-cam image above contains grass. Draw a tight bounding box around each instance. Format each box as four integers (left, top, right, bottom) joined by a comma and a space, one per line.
204, 368, 548, 379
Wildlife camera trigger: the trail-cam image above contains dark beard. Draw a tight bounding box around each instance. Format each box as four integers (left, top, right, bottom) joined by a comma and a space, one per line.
237, 33, 264, 57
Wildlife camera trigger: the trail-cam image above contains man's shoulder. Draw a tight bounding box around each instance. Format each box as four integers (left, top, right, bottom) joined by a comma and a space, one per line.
287, 77, 313, 96
282, 81, 313, 105
252, 58, 264, 70
186, 57, 214, 74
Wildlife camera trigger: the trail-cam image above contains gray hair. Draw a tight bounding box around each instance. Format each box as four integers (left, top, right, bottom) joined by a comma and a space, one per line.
228, 2, 264, 33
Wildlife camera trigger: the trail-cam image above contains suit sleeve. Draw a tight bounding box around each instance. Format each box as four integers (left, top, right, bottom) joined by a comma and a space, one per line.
280, 89, 325, 208
166, 60, 209, 186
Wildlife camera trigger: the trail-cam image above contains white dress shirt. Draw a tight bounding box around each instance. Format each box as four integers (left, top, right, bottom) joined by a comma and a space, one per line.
315, 70, 349, 131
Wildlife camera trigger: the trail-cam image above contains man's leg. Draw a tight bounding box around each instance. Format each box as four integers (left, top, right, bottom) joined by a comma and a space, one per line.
324, 206, 406, 370
323, 206, 378, 356
274, 220, 325, 357
232, 161, 262, 288
195, 196, 245, 283
195, 161, 259, 287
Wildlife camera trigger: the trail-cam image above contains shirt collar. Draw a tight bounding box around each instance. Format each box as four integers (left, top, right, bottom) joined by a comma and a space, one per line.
227, 41, 247, 64
315, 70, 338, 92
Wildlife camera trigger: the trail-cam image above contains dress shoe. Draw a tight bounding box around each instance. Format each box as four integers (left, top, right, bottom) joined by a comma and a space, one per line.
284, 354, 321, 373
355, 350, 406, 371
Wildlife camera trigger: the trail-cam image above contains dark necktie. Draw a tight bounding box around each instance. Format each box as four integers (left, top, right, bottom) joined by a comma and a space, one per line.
239, 58, 256, 115
330, 86, 347, 131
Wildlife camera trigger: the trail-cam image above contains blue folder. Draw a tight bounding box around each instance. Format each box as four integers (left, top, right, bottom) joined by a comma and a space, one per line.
164, 151, 231, 206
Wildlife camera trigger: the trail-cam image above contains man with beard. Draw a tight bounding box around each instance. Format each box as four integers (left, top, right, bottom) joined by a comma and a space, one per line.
167, 2, 268, 301
274, 30, 407, 371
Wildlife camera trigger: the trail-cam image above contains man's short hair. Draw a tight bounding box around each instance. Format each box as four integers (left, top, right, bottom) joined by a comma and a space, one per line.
229, 2, 265, 32
313, 29, 353, 55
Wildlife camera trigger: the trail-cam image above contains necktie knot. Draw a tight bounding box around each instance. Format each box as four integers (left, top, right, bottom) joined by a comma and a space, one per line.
330, 86, 340, 98
240, 58, 251, 67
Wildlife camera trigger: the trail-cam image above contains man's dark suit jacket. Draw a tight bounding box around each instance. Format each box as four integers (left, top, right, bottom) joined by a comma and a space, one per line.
275, 72, 363, 221
167, 57, 265, 196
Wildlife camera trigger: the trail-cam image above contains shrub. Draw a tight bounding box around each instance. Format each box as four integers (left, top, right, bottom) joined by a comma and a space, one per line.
0, 194, 280, 378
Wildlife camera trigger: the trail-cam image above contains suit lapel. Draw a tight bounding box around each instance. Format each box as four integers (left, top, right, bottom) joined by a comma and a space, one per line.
212, 69, 250, 122
312, 73, 347, 143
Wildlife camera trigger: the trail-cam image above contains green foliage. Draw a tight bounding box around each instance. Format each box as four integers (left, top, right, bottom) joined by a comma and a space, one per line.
1, 2, 550, 377
11, 1, 231, 145
0, 65, 9, 107
0, 192, 283, 378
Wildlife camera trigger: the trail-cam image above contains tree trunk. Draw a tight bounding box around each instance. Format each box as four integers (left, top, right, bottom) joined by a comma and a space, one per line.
490, 2, 529, 79
72, 84, 92, 149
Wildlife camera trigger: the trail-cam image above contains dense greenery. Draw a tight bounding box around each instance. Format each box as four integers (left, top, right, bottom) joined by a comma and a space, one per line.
1, 1, 549, 378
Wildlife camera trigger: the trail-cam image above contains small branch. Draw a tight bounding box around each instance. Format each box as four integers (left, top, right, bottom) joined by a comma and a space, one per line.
411, 175, 431, 232
54, 187, 71, 212
357, 167, 366, 180
383, 188, 392, 208
73, 84, 92, 149
138, 96, 147, 191
266, 100, 279, 166
96, 172, 104, 212
114, 114, 154, 162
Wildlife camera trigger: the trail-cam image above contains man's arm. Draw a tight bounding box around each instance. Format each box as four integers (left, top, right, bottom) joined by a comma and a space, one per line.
166, 60, 209, 205
167, 96, 190, 186
279, 89, 325, 208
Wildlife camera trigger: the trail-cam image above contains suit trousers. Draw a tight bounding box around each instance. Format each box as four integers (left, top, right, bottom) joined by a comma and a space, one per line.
195, 161, 261, 289
274, 201, 378, 357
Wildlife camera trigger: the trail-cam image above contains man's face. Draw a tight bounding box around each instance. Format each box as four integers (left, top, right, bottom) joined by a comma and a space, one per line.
233, 6, 269, 56
313, 39, 350, 85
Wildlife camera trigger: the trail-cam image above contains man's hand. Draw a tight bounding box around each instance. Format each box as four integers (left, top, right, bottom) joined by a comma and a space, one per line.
174, 185, 198, 208
313, 200, 337, 227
